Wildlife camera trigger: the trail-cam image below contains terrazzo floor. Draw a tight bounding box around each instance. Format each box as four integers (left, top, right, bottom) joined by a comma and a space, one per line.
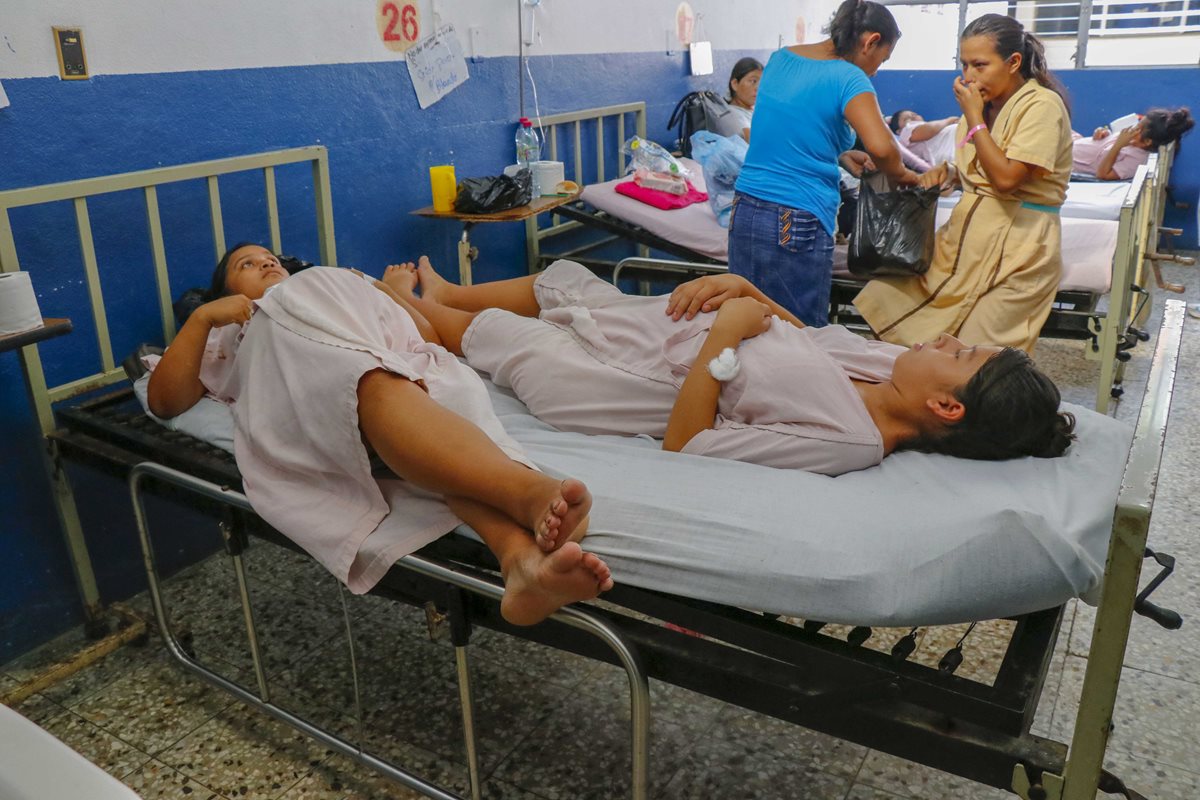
4, 260, 1200, 800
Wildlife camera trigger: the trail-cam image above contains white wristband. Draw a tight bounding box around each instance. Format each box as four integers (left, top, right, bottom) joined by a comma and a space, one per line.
707, 347, 741, 382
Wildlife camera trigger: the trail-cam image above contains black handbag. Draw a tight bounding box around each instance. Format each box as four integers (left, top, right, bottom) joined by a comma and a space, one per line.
847, 173, 941, 278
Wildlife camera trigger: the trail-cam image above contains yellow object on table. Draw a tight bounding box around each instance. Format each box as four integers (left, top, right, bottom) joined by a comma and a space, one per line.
429, 165, 457, 213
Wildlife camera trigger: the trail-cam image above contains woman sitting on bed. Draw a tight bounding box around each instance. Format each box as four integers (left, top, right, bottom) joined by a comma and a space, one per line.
725, 57, 763, 141
383, 258, 1074, 477
1071, 107, 1194, 181
148, 243, 612, 626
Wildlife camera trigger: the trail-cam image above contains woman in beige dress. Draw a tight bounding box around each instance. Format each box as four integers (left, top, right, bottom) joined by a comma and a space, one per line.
855, 14, 1073, 352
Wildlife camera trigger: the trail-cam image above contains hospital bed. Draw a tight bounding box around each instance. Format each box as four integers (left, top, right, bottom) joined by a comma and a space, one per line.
527, 103, 1188, 413
1, 146, 1187, 800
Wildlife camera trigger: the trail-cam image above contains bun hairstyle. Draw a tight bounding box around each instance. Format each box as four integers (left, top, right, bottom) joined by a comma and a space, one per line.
826, 0, 901, 59
727, 57, 764, 102
902, 347, 1077, 462
961, 14, 1069, 111
1141, 107, 1195, 152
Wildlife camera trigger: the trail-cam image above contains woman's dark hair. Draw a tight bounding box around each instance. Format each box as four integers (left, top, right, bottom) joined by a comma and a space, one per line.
903, 347, 1076, 461
205, 243, 313, 302
888, 109, 914, 134
727, 57, 764, 101
206, 241, 259, 301
826, 0, 901, 59
1140, 107, 1195, 152
961, 14, 1068, 110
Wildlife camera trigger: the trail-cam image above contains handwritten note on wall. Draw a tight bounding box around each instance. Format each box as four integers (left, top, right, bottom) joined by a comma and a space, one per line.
406, 25, 469, 110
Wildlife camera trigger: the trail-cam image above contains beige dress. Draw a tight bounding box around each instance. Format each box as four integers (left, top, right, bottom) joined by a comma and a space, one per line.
855, 81, 1073, 352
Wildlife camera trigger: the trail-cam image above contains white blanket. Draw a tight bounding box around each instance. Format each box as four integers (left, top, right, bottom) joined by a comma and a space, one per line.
134, 375, 1131, 626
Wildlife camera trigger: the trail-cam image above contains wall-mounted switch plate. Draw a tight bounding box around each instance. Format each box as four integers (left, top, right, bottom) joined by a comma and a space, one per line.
53, 27, 89, 80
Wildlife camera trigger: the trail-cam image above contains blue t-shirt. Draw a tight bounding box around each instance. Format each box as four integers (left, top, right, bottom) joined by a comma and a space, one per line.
735, 49, 875, 235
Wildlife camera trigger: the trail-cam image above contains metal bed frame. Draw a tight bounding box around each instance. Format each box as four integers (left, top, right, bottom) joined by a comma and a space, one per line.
2, 147, 1187, 800
528, 103, 1190, 414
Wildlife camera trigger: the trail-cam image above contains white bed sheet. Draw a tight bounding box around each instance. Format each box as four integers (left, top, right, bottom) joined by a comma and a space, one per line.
937, 180, 1131, 221
581, 175, 1124, 294
133, 373, 1131, 627
834, 205, 1119, 294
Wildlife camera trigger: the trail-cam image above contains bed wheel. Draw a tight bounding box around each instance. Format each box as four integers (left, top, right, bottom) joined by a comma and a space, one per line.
1111, 386, 1125, 399
1115, 349, 1132, 363
802, 620, 826, 634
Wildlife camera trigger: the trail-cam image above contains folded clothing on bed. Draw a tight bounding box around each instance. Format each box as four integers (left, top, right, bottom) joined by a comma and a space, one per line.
132, 373, 1131, 627
615, 177, 708, 210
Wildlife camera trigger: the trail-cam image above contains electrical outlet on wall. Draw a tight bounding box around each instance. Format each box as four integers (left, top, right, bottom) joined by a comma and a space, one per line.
53, 27, 89, 80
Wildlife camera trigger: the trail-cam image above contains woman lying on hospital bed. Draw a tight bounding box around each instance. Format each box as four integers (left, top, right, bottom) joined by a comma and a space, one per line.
147, 244, 612, 626
1071, 107, 1194, 180
889, 110, 959, 169
385, 258, 1074, 476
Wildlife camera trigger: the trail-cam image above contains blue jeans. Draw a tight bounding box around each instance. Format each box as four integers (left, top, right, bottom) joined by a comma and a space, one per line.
727, 191, 834, 327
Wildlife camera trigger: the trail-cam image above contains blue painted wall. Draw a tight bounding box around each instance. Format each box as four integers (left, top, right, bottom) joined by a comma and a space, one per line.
2, 50, 1196, 661
0, 49, 764, 661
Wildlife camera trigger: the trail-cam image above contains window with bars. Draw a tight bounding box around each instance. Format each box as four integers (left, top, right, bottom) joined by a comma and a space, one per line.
1029, 0, 1200, 36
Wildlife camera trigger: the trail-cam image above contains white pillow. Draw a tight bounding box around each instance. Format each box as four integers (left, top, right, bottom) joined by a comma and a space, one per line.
131, 373, 235, 453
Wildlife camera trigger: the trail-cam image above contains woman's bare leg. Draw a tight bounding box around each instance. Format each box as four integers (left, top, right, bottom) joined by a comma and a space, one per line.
416, 256, 541, 317
446, 496, 612, 626
358, 369, 590, 550
381, 263, 486, 356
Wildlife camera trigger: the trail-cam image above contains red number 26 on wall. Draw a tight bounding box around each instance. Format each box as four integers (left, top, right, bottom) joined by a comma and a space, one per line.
377, 1, 420, 52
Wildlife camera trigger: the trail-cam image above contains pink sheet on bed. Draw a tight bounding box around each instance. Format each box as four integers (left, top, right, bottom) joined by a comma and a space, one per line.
579, 158, 730, 261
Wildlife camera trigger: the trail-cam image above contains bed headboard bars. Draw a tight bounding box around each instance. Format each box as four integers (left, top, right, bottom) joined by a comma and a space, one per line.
0, 145, 336, 626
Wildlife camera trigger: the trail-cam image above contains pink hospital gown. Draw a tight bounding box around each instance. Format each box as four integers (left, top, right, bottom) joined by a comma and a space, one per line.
198, 267, 533, 593
463, 261, 906, 475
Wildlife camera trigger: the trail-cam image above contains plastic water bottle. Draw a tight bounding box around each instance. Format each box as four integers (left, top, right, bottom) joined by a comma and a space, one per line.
515, 117, 542, 169
515, 118, 543, 196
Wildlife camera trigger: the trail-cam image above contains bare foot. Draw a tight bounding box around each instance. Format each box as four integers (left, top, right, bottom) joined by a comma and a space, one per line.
530, 478, 592, 552
500, 541, 614, 626
416, 256, 453, 304
383, 262, 419, 298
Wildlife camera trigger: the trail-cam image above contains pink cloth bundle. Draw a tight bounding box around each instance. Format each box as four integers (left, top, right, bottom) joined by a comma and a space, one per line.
615, 178, 708, 210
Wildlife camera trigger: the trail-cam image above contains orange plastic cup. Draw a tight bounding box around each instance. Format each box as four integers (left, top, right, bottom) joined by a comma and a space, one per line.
429, 165, 456, 213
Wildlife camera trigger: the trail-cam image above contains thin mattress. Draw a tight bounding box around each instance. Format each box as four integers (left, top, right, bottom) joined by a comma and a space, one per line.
133, 373, 1131, 627
582, 171, 1124, 293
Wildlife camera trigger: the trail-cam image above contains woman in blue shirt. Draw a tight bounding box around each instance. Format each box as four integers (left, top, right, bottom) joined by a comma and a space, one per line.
730, 0, 919, 326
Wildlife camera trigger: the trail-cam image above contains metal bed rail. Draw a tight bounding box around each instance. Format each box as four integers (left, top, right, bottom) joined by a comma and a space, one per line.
1, 145, 337, 633
128, 462, 651, 800
527, 103, 647, 273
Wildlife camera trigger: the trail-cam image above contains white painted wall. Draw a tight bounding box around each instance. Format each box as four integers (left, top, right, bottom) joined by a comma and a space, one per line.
0, 0, 819, 78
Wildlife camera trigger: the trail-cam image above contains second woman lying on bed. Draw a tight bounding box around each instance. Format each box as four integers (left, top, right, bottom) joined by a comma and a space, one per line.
388, 258, 1075, 476
148, 244, 611, 626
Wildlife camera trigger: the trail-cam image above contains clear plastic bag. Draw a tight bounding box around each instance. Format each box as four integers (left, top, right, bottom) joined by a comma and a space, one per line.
847, 173, 940, 277
622, 136, 690, 178
688, 130, 747, 228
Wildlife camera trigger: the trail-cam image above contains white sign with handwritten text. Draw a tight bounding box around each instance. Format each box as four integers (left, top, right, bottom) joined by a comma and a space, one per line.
406, 25, 469, 110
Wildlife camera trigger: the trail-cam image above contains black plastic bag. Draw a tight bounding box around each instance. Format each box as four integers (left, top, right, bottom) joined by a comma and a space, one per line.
847, 174, 941, 278
454, 170, 533, 214
667, 90, 737, 157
